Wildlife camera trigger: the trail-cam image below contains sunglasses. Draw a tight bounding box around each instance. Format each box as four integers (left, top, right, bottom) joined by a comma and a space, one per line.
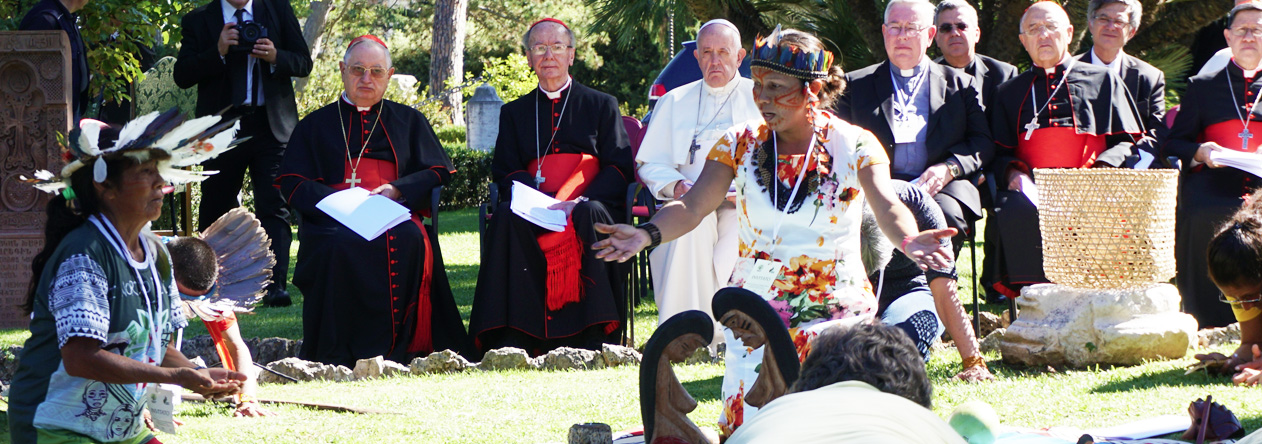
938, 22, 970, 33
348, 65, 390, 79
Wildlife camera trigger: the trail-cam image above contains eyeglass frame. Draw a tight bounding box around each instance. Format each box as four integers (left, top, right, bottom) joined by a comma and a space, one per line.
1022, 23, 1064, 36
1092, 14, 1132, 30
937, 22, 971, 33
346, 64, 391, 79
1218, 291, 1262, 307
529, 43, 574, 55
884, 23, 930, 36
1230, 26, 1262, 38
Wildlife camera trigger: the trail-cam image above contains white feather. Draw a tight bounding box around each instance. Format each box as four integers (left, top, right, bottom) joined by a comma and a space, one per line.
154, 115, 221, 151
170, 121, 240, 167
77, 119, 108, 156
34, 170, 54, 180
108, 111, 160, 152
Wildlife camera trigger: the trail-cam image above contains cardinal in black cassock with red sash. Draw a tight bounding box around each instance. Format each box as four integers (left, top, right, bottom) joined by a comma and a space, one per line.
277, 36, 470, 366
469, 19, 634, 357
1165, 5, 1262, 327
987, 2, 1142, 298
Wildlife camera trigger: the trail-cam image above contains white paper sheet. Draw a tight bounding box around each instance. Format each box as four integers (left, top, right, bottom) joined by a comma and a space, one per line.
1211, 149, 1262, 178
315, 187, 411, 241
510, 181, 568, 232
1020, 175, 1039, 208
1083, 414, 1191, 440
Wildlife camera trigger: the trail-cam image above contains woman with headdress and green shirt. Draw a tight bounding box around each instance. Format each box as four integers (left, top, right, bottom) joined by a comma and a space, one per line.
593, 28, 955, 435
10, 113, 248, 444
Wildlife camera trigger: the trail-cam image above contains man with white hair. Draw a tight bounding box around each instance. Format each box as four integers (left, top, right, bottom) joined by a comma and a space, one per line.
636, 19, 758, 343
835, 0, 993, 257
1076, 0, 1166, 155
278, 35, 470, 366
932, 0, 1017, 111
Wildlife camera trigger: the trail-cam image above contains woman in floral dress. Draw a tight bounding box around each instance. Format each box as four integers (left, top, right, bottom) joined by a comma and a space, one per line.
593, 28, 954, 435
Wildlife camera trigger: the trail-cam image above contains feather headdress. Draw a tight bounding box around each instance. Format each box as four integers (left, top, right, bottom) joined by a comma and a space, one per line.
751, 25, 834, 80
184, 207, 275, 321
20, 108, 245, 194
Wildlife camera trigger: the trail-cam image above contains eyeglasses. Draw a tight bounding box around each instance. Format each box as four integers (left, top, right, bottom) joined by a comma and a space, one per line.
885, 24, 929, 36
1219, 291, 1262, 307
529, 43, 573, 55
1231, 27, 1262, 38
348, 65, 390, 79
938, 22, 970, 33
1022, 23, 1063, 36
1093, 15, 1131, 29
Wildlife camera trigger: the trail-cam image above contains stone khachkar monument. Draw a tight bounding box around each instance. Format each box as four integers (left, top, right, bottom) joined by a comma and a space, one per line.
1001, 169, 1198, 367
0, 31, 72, 328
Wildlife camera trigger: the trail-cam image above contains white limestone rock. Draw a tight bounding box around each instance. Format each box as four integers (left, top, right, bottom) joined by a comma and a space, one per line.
410, 349, 472, 374
600, 343, 641, 367
1000, 283, 1198, 367
382, 359, 409, 377
352, 356, 386, 380
541, 347, 605, 371
479, 347, 537, 371
260, 357, 352, 384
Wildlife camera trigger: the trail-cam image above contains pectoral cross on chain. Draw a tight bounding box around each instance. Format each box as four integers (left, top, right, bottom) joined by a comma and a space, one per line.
1241, 128, 1254, 152
535, 170, 546, 185
688, 138, 701, 164
1024, 118, 1040, 141
345, 171, 362, 186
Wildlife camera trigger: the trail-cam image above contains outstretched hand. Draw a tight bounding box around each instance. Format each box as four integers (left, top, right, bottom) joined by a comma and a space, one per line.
954, 365, 996, 383
591, 223, 651, 263
1233, 344, 1262, 386
903, 228, 957, 272
177, 367, 247, 399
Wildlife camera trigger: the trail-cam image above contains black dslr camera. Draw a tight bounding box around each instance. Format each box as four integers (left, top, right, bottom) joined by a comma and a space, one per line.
231, 20, 268, 52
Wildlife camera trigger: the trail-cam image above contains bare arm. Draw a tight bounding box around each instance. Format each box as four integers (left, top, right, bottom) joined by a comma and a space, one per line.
63, 338, 244, 398
859, 163, 955, 271
220, 323, 258, 398
592, 160, 734, 262
928, 277, 994, 382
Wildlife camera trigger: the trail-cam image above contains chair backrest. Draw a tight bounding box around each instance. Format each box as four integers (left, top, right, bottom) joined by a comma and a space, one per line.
1165, 105, 1180, 129
622, 115, 646, 157
134, 56, 198, 116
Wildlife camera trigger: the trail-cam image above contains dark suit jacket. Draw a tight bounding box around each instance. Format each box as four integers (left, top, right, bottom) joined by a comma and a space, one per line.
1074, 50, 1167, 155
934, 54, 1017, 111
834, 60, 994, 216
173, 0, 311, 143
20, 0, 88, 119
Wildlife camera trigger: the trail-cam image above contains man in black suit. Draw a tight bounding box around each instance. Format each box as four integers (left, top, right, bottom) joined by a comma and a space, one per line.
20, 0, 90, 119
1077, 0, 1167, 155
932, 0, 1017, 111
174, 0, 312, 306
835, 0, 993, 256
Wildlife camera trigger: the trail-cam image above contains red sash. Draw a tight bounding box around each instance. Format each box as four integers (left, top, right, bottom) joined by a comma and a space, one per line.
528, 154, 600, 312
203, 312, 238, 371
1199, 120, 1262, 153
1016, 127, 1107, 169
333, 157, 436, 354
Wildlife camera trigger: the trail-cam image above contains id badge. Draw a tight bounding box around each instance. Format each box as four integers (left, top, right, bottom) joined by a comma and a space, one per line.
145, 383, 181, 434
741, 259, 786, 301
892, 115, 926, 144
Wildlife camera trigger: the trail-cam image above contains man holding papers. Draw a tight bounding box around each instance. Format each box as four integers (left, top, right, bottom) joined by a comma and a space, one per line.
277, 35, 470, 366
1167, 2, 1262, 328
468, 18, 634, 356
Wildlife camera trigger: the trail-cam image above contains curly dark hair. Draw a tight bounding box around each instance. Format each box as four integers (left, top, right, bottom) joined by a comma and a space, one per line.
790, 323, 932, 408
1207, 190, 1262, 289
167, 236, 218, 292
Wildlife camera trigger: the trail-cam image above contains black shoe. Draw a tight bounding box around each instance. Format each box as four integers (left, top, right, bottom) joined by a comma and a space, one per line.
261, 289, 292, 307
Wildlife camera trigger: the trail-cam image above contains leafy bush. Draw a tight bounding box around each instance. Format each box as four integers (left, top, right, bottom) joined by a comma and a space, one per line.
464, 53, 537, 104
435, 125, 467, 145
442, 144, 492, 210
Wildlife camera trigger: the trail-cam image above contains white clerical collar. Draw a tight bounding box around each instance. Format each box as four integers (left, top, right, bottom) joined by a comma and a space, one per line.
1090, 48, 1124, 75
220, 0, 253, 22
894, 57, 930, 77
341, 93, 376, 112
701, 75, 740, 97
539, 77, 573, 100
1233, 59, 1260, 79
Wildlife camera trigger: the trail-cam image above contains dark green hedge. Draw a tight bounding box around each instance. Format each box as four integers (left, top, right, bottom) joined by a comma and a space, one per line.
442, 144, 492, 210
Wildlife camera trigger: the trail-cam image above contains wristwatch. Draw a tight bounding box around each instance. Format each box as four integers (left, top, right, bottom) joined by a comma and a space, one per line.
944, 159, 963, 179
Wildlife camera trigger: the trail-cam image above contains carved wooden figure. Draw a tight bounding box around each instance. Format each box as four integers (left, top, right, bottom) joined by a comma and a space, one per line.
712, 287, 800, 409
640, 310, 718, 444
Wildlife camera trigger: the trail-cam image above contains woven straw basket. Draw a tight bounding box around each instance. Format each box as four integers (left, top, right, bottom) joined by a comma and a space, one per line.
1034, 168, 1178, 289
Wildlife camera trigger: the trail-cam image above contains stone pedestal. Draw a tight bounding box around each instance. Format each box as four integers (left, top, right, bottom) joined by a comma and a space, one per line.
1000, 283, 1197, 367
0, 31, 72, 328
465, 83, 501, 152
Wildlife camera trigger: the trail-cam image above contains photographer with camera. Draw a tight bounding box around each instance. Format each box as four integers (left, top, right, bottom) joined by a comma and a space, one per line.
174, 0, 312, 308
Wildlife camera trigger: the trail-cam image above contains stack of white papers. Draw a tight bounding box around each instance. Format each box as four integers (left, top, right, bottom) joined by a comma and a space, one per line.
1211, 149, 1262, 178
315, 187, 411, 241
510, 181, 568, 232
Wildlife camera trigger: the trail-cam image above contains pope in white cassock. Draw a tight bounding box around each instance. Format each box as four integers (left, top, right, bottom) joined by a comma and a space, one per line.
636, 19, 760, 342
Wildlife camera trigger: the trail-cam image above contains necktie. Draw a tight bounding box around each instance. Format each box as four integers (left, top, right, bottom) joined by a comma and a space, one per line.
229, 8, 248, 106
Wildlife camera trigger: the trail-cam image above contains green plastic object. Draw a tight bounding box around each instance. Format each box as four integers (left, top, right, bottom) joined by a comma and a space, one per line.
948, 400, 1001, 444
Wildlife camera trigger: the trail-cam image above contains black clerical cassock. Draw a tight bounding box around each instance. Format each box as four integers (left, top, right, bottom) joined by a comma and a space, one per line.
469, 80, 634, 357
988, 60, 1142, 297
1166, 62, 1262, 328
277, 97, 470, 367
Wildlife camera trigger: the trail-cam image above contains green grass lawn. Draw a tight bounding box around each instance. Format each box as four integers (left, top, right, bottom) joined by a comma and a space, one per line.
0, 209, 1258, 443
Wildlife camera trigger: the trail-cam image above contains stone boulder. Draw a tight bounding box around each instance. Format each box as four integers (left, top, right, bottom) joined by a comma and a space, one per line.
600, 344, 641, 368
0, 345, 24, 382
259, 357, 352, 384
479, 347, 537, 371
179, 335, 217, 364
1198, 323, 1242, 349
353, 356, 386, 380
246, 337, 302, 366
383, 360, 409, 377
410, 350, 472, 374
568, 423, 612, 444
541, 347, 604, 371
1000, 284, 1197, 367
979, 328, 1006, 355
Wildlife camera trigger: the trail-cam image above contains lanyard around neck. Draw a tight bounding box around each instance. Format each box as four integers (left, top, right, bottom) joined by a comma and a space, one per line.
889, 65, 928, 121
89, 215, 163, 353
768, 130, 817, 255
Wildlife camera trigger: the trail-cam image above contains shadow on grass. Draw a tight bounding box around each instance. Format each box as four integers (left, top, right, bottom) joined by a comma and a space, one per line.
680, 373, 723, 403
1091, 367, 1234, 394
